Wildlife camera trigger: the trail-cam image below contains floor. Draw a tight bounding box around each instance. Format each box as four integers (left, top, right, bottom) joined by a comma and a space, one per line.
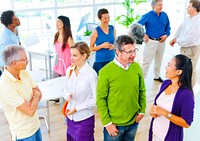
0, 43, 199, 141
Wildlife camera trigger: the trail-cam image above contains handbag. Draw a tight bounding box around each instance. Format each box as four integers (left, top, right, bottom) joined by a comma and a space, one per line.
61, 66, 74, 117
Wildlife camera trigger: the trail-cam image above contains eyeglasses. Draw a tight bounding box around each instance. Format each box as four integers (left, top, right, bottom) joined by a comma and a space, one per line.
120, 48, 139, 55
16, 58, 29, 62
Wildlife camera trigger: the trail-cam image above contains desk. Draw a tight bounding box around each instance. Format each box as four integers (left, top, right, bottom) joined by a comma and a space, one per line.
37, 76, 66, 133
26, 41, 54, 79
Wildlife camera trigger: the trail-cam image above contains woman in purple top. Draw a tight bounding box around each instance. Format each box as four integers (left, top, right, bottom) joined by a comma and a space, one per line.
149, 54, 194, 141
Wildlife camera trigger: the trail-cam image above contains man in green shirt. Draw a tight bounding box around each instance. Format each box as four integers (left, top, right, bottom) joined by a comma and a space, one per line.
97, 35, 146, 141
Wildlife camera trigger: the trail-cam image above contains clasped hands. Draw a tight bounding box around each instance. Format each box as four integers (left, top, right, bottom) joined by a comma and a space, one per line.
150, 105, 166, 118
101, 42, 114, 50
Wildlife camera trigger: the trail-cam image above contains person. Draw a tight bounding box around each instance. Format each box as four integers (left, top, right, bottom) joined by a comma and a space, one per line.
90, 8, 116, 74
149, 54, 194, 141
53, 15, 74, 77
128, 23, 145, 66
0, 10, 20, 76
97, 35, 146, 141
63, 42, 97, 141
138, 0, 171, 82
0, 45, 42, 141
170, 0, 200, 86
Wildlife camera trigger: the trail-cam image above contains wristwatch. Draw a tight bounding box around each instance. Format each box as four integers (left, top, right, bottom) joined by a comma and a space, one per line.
167, 113, 172, 119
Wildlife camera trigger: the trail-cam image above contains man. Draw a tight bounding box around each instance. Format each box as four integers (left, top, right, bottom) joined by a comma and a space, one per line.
170, 0, 200, 86
128, 23, 145, 66
0, 10, 20, 75
0, 45, 42, 141
97, 35, 146, 141
138, 0, 171, 82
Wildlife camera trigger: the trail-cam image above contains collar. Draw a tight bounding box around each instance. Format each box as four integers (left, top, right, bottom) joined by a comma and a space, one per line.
3, 67, 20, 82
71, 62, 90, 74
113, 58, 130, 70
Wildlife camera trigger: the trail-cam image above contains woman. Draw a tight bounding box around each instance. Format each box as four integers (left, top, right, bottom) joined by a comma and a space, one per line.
149, 54, 195, 141
53, 15, 74, 77
63, 42, 97, 141
90, 8, 116, 74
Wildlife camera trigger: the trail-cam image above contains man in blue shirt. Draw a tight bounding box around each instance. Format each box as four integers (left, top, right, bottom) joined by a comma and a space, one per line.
138, 0, 171, 82
0, 10, 20, 76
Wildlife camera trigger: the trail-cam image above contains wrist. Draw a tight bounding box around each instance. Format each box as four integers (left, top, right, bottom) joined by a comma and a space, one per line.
167, 113, 172, 119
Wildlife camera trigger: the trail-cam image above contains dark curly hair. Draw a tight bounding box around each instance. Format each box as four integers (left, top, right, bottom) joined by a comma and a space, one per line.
1, 10, 15, 27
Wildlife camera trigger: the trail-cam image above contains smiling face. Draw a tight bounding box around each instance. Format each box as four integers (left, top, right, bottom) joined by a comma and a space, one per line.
56, 19, 64, 30
116, 43, 137, 65
99, 13, 110, 25
70, 48, 86, 66
154, 0, 163, 14
165, 57, 182, 79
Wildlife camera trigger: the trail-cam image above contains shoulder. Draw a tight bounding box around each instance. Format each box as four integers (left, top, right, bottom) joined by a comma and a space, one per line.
99, 62, 114, 73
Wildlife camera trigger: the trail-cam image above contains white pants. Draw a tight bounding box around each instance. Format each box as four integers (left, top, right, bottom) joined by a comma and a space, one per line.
135, 44, 144, 67
142, 39, 165, 79
181, 45, 200, 86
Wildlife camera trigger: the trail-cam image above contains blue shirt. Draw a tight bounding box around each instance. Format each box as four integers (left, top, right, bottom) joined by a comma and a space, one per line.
0, 27, 20, 67
138, 10, 171, 38
95, 25, 115, 62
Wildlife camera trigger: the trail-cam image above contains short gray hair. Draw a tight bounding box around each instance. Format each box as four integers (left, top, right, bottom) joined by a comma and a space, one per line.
151, 0, 162, 9
129, 23, 145, 44
114, 35, 135, 51
3, 45, 25, 66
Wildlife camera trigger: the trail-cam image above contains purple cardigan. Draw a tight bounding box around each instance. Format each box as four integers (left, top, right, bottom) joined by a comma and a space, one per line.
148, 80, 194, 141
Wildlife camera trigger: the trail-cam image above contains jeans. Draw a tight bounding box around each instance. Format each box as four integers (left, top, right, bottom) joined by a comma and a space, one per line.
104, 122, 139, 141
17, 128, 42, 141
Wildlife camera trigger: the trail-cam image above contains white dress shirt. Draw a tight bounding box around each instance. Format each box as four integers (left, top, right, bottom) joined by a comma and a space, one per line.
174, 13, 200, 47
63, 63, 97, 121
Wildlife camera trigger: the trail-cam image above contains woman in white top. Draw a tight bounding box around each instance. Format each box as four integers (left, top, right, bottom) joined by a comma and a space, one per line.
63, 42, 97, 141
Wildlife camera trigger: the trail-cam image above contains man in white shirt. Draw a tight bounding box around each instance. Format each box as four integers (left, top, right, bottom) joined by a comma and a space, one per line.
170, 0, 200, 85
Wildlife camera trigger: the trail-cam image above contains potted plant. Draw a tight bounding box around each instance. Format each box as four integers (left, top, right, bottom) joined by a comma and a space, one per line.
115, 0, 146, 28
83, 29, 92, 36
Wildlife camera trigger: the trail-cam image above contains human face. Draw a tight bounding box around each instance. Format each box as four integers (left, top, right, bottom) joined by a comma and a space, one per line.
56, 19, 64, 30
165, 58, 181, 79
11, 15, 20, 27
70, 48, 86, 66
99, 13, 110, 25
117, 44, 137, 65
15, 51, 29, 70
154, 1, 163, 14
187, 3, 196, 16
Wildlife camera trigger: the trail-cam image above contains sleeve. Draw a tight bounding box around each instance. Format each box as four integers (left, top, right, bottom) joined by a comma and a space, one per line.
180, 90, 194, 126
96, 70, 111, 126
76, 71, 97, 111
138, 65, 146, 114
138, 14, 148, 26
63, 66, 72, 100
26, 71, 37, 88
165, 14, 171, 36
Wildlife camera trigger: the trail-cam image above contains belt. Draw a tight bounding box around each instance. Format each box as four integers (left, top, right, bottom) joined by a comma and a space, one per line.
149, 37, 161, 41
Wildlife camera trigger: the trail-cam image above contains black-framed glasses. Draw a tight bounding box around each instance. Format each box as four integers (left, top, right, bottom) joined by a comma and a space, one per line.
120, 48, 139, 55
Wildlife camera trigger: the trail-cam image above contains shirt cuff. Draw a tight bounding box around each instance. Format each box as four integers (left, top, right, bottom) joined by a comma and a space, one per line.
104, 122, 112, 127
